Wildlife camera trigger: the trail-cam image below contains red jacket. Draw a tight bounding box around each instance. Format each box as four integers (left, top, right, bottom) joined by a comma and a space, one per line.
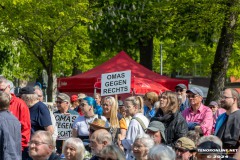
9, 94, 31, 149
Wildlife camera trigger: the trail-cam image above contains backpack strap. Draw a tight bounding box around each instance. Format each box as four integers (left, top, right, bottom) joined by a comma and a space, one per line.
132, 117, 147, 131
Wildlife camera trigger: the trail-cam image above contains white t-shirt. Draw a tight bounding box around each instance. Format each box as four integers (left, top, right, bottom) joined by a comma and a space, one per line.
72, 115, 107, 137
122, 113, 149, 160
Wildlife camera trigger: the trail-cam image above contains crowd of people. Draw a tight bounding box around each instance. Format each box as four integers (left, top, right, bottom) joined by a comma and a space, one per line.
0, 75, 240, 160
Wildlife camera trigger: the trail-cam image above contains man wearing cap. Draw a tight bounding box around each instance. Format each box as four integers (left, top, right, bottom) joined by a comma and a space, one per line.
74, 93, 87, 116
20, 86, 54, 135
208, 101, 225, 133
54, 93, 79, 115
34, 87, 58, 146
54, 93, 79, 154
182, 87, 213, 136
146, 120, 166, 144
175, 84, 190, 112
70, 95, 79, 110
0, 77, 31, 160
175, 137, 196, 160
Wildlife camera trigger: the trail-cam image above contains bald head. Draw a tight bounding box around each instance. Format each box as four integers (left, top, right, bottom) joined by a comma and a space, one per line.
92, 129, 112, 144
90, 129, 112, 155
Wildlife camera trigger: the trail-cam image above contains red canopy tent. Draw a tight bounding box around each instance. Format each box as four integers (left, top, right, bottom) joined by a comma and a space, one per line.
57, 51, 188, 94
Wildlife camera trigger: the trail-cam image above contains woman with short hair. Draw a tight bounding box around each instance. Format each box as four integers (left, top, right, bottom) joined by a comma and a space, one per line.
148, 144, 176, 160
133, 134, 154, 160
143, 92, 158, 120
151, 91, 188, 147
99, 145, 125, 160
62, 137, 85, 160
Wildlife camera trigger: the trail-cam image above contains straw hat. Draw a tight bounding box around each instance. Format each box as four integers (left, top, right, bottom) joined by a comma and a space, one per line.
89, 118, 110, 131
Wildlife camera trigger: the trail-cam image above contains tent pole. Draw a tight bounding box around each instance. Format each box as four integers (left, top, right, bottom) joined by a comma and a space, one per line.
94, 88, 96, 96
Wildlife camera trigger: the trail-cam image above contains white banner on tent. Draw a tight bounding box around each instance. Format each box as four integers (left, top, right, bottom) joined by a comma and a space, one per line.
101, 70, 131, 96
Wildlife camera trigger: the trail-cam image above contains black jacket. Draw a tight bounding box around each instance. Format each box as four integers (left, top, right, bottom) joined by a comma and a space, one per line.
151, 109, 188, 147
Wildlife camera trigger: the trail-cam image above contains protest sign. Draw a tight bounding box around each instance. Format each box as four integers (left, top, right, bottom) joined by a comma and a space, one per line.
54, 113, 78, 140
101, 70, 131, 96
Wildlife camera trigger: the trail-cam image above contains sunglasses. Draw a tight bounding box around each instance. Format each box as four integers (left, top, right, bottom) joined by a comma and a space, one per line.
209, 106, 217, 108
187, 94, 199, 98
176, 89, 184, 92
175, 147, 189, 153
55, 101, 66, 104
159, 95, 168, 99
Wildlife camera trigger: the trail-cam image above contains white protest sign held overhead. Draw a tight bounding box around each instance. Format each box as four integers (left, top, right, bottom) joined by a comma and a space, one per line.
54, 113, 78, 140
101, 70, 131, 96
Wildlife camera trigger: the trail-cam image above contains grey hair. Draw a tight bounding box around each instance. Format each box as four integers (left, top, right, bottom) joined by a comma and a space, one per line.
134, 134, 154, 150
0, 92, 10, 110
32, 131, 54, 147
148, 144, 176, 160
95, 129, 112, 145
62, 138, 85, 160
21, 94, 39, 107
100, 145, 125, 160
0, 76, 9, 84
198, 135, 222, 148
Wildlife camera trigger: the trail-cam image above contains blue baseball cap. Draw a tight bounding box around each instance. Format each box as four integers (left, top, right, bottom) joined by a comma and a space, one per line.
186, 87, 204, 97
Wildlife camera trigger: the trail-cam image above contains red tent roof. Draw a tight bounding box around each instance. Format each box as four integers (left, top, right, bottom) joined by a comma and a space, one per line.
58, 51, 188, 93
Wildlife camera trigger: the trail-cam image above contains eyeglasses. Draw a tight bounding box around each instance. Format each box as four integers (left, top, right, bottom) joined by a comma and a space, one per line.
55, 101, 65, 104
221, 96, 234, 100
0, 86, 8, 92
38, 95, 43, 97
80, 103, 87, 107
102, 103, 109, 106
176, 89, 184, 92
175, 147, 189, 153
187, 94, 199, 98
159, 95, 168, 99
28, 141, 48, 146
209, 106, 217, 108
133, 145, 145, 150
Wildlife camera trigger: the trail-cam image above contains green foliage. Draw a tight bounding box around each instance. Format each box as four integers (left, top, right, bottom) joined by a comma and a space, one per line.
89, 0, 170, 56
0, 0, 93, 80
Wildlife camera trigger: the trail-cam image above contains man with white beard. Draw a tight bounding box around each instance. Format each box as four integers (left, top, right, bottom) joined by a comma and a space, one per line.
175, 84, 190, 112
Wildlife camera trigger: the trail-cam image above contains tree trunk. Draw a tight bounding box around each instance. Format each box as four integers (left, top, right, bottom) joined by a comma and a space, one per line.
45, 42, 54, 102
205, 1, 239, 105
139, 37, 153, 70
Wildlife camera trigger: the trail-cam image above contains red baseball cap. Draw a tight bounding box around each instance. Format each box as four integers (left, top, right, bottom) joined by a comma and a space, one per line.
71, 95, 78, 102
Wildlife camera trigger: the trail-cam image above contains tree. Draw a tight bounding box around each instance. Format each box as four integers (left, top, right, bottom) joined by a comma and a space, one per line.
89, 0, 171, 70
0, 0, 92, 101
206, 0, 240, 104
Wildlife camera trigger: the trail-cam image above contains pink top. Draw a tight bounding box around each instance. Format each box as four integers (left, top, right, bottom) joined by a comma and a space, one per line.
182, 104, 213, 136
